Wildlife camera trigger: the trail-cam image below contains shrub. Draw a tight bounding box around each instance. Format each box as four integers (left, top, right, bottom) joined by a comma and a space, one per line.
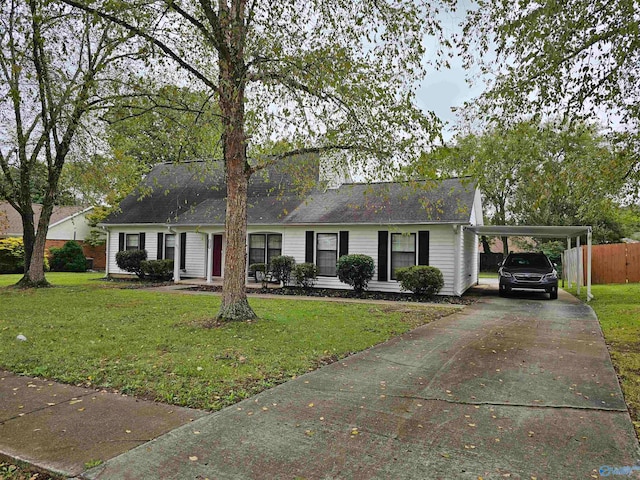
115, 249, 148, 278
0, 237, 25, 273
49, 241, 87, 272
0, 237, 48, 273
336, 254, 375, 293
140, 259, 174, 281
293, 262, 318, 289
269, 255, 296, 286
395, 265, 444, 297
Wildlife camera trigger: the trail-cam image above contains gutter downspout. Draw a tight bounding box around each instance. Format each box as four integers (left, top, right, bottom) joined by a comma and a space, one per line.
102, 226, 110, 277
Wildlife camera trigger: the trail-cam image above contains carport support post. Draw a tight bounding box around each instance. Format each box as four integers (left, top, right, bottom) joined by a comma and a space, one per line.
576, 235, 581, 296
566, 237, 572, 289
587, 227, 593, 301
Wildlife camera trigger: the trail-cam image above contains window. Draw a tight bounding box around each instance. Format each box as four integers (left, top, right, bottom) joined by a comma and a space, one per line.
248, 234, 282, 267
125, 234, 139, 251
164, 234, 175, 260
317, 233, 338, 276
391, 233, 415, 279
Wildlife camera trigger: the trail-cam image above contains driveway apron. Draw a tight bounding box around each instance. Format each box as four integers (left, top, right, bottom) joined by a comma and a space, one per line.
82, 290, 640, 479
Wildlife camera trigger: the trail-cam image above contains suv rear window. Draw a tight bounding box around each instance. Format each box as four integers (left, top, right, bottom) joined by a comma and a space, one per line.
505, 254, 551, 269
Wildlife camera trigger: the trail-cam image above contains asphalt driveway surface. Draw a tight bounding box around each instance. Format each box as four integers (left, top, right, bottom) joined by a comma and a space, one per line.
81, 288, 640, 480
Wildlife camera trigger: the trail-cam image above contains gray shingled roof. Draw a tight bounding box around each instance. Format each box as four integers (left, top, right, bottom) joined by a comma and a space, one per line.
103, 161, 477, 226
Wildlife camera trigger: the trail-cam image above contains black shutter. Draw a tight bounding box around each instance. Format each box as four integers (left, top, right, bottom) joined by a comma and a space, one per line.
180, 232, 187, 269
157, 233, 164, 260
339, 231, 349, 258
118, 232, 125, 252
418, 231, 430, 266
139, 232, 146, 251
305, 231, 314, 263
378, 231, 388, 281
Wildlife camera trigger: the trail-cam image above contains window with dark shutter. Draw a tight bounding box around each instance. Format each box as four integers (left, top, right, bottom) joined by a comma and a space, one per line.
157, 233, 164, 260
139, 232, 146, 251
180, 232, 187, 269
305, 231, 314, 263
339, 231, 349, 258
378, 231, 388, 281
418, 231, 430, 265
119, 232, 125, 252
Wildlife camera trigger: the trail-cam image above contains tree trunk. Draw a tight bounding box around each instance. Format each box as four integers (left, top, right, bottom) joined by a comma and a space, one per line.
502, 235, 509, 258
481, 235, 492, 253
216, 9, 257, 321
17, 201, 52, 287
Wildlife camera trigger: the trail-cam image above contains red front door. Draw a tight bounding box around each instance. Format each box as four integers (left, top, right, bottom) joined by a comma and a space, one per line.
212, 235, 223, 277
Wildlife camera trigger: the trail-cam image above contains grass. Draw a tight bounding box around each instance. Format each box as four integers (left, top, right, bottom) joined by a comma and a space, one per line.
0, 272, 455, 411
478, 271, 498, 279
570, 282, 640, 436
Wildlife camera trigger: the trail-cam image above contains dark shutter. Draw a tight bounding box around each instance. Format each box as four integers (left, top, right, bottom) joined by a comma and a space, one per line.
305, 231, 314, 263
418, 231, 430, 266
139, 232, 146, 251
378, 231, 388, 281
180, 232, 187, 269
339, 231, 349, 258
157, 233, 164, 260
118, 232, 125, 252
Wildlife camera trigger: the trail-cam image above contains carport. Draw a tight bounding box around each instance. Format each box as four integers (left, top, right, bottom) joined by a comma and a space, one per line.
465, 225, 593, 301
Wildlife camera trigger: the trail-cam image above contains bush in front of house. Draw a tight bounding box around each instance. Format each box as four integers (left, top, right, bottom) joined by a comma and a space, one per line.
49, 241, 87, 272
293, 262, 318, 289
336, 254, 375, 294
140, 259, 174, 281
395, 265, 444, 297
0, 237, 49, 273
269, 255, 296, 286
116, 249, 148, 278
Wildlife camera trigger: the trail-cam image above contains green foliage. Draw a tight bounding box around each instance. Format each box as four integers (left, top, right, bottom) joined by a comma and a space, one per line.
49, 241, 87, 272
293, 263, 318, 289
269, 255, 296, 286
140, 259, 173, 281
395, 266, 444, 297
0, 237, 25, 274
115, 249, 148, 278
416, 120, 629, 243
336, 254, 375, 293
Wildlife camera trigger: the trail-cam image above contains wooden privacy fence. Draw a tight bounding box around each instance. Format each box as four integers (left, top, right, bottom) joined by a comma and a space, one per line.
565, 243, 640, 285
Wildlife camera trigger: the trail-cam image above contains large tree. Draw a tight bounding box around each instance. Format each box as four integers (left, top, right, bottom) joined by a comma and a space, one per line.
412, 121, 630, 251
63, 0, 451, 320
0, 0, 136, 286
460, 0, 640, 193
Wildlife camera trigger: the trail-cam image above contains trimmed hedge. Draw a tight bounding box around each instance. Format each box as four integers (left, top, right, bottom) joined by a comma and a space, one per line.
395, 265, 444, 297
140, 259, 174, 281
336, 254, 375, 293
115, 249, 147, 278
49, 241, 87, 272
269, 255, 296, 286
293, 263, 318, 289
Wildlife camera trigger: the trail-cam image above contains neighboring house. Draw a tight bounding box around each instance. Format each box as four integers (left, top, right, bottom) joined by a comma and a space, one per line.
0, 202, 105, 270
101, 161, 484, 296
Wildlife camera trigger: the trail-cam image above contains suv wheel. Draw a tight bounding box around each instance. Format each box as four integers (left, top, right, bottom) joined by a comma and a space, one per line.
549, 286, 558, 300
499, 283, 509, 297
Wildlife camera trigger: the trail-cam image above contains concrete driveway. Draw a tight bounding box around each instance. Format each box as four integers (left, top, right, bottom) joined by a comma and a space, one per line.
83, 289, 640, 479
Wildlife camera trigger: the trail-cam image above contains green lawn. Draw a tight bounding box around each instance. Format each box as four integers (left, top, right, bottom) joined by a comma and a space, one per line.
0, 273, 454, 411
569, 283, 640, 435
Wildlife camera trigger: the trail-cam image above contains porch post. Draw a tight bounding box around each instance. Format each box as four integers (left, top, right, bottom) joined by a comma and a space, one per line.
173, 231, 181, 283
207, 233, 213, 284
104, 228, 110, 277
576, 235, 581, 296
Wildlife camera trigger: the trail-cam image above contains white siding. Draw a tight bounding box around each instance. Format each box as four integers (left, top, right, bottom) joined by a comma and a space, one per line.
106, 227, 161, 275
460, 227, 478, 293
48, 210, 93, 241
281, 224, 458, 296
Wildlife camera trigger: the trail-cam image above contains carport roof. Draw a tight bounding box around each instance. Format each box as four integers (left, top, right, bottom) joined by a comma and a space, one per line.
465, 225, 591, 238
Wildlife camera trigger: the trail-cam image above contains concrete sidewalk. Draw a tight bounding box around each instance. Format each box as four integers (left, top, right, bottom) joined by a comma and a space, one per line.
81, 290, 639, 479
2, 289, 639, 479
